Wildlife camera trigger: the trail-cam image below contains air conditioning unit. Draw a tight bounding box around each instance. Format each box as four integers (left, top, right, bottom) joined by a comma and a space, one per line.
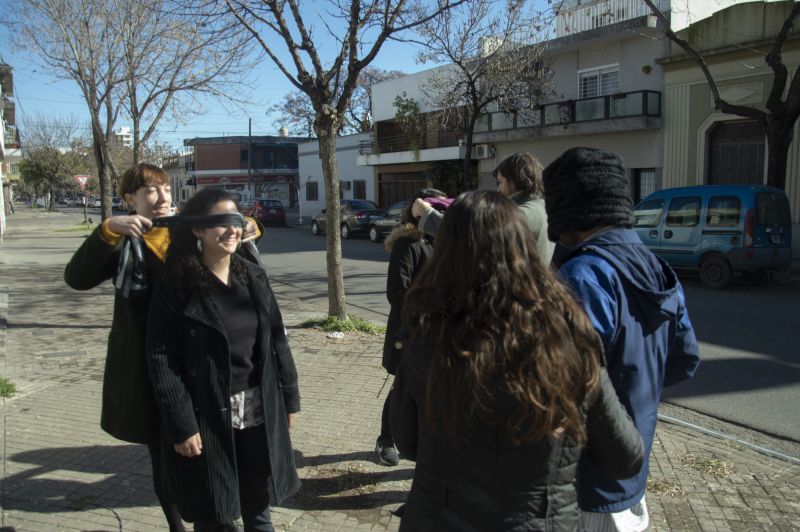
472, 144, 495, 159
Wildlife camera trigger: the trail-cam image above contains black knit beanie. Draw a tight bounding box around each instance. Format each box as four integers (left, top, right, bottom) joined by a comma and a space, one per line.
542, 147, 634, 242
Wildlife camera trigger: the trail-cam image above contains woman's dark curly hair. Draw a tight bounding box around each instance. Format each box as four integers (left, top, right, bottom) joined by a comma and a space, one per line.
403, 190, 602, 445
164, 189, 249, 303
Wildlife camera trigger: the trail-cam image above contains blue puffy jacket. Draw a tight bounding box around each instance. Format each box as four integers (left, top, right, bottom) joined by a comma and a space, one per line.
559, 228, 700, 512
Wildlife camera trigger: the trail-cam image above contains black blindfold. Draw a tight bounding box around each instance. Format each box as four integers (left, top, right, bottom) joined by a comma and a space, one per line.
152, 212, 245, 229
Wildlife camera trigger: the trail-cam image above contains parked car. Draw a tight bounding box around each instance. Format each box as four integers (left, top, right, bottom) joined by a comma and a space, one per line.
633, 185, 792, 289
311, 199, 383, 239
89, 197, 102, 208
367, 201, 409, 243
241, 198, 286, 226
63, 196, 78, 207
111, 197, 123, 210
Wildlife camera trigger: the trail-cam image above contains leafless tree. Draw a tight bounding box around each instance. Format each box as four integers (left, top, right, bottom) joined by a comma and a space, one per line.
271, 67, 405, 139
10, 0, 125, 220
218, 0, 466, 319
643, 0, 800, 190
9, 0, 254, 219
115, 0, 255, 164
415, 0, 552, 190
270, 92, 317, 138
346, 67, 406, 132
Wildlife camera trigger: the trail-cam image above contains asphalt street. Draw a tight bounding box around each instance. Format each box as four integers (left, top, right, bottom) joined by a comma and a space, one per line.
258, 222, 800, 455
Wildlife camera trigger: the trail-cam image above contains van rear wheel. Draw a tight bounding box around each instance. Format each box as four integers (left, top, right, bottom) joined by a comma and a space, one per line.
700, 256, 732, 289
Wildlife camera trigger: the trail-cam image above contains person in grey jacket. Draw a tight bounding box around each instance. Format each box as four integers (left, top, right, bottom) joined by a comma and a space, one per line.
391, 191, 644, 531
411, 152, 554, 265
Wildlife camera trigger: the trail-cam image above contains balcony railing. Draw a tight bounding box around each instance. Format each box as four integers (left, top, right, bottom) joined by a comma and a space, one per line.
358, 130, 461, 156
361, 90, 660, 156
475, 90, 661, 133
555, 0, 668, 38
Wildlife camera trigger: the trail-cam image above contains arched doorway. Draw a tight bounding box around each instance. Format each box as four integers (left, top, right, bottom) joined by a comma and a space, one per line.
707, 120, 765, 185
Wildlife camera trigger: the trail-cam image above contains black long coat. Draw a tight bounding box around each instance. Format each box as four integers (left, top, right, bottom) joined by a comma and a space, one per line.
390, 337, 645, 532
146, 259, 301, 523
65, 227, 165, 444
382, 228, 432, 374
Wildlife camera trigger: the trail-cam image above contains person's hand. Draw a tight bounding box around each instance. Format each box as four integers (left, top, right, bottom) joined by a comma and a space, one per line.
242, 219, 259, 243
174, 433, 203, 457
411, 198, 433, 219
287, 413, 296, 430
107, 215, 153, 239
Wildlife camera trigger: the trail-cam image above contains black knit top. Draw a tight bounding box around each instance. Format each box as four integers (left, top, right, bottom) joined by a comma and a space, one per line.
210, 275, 258, 393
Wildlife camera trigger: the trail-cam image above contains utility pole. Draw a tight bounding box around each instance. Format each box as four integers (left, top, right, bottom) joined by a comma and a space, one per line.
247, 118, 253, 197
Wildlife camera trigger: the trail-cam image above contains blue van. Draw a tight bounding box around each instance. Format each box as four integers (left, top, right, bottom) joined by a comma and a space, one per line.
633, 185, 792, 288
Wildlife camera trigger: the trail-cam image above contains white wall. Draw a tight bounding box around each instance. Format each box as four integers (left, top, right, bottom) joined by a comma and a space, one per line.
670, 0, 785, 33
371, 65, 461, 122
298, 132, 375, 219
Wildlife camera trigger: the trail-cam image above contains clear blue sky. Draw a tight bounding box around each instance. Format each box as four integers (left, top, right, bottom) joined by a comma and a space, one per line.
0, 24, 439, 154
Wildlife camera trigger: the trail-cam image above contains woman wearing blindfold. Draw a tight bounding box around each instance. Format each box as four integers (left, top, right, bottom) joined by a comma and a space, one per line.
146, 189, 300, 531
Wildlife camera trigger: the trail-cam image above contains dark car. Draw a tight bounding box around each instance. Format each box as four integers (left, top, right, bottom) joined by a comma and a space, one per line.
311, 199, 382, 239
241, 199, 286, 226
367, 201, 408, 243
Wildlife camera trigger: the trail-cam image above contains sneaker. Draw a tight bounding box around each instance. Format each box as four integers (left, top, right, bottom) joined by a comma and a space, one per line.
375, 437, 400, 466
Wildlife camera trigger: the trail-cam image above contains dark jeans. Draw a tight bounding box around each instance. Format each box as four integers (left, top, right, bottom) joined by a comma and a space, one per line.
379, 388, 393, 443
194, 424, 274, 532
147, 444, 186, 532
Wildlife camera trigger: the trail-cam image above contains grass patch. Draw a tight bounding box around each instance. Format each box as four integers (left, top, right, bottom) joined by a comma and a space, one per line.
682, 453, 734, 477
0, 377, 16, 398
301, 316, 386, 336
647, 478, 685, 496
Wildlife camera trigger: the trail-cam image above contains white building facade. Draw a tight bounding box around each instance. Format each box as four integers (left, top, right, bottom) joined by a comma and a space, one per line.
298, 132, 375, 219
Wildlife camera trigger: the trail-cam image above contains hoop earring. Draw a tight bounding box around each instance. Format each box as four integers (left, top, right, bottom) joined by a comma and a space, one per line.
196, 238, 203, 253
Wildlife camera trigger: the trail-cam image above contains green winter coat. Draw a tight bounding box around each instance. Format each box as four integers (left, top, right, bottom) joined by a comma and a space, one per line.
64, 224, 169, 444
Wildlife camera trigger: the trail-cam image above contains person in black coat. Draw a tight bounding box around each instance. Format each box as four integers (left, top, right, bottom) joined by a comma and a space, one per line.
376, 188, 446, 467
146, 189, 300, 531
390, 191, 645, 531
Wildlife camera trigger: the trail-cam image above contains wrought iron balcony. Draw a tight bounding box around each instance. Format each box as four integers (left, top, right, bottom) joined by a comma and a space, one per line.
475, 90, 661, 133
358, 130, 461, 156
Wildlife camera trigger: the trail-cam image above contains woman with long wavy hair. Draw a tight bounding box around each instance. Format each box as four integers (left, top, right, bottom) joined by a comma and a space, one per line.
146, 189, 300, 531
390, 190, 644, 532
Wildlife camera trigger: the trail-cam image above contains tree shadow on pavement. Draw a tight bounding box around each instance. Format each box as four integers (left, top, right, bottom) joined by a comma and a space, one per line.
4, 445, 158, 513
287, 450, 413, 512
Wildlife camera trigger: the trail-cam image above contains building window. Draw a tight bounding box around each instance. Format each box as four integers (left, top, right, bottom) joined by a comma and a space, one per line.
633, 168, 657, 203
306, 182, 319, 201
353, 180, 366, 200
578, 65, 620, 99
240, 149, 249, 162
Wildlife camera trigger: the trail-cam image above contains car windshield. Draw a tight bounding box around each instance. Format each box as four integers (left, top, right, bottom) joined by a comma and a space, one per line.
348, 200, 379, 211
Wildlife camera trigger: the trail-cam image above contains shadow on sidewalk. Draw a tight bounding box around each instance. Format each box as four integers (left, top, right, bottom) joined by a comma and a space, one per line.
4, 445, 157, 513
286, 450, 413, 512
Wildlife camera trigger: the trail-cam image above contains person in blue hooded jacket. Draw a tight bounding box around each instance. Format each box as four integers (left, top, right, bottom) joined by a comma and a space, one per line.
543, 147, 700, 531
